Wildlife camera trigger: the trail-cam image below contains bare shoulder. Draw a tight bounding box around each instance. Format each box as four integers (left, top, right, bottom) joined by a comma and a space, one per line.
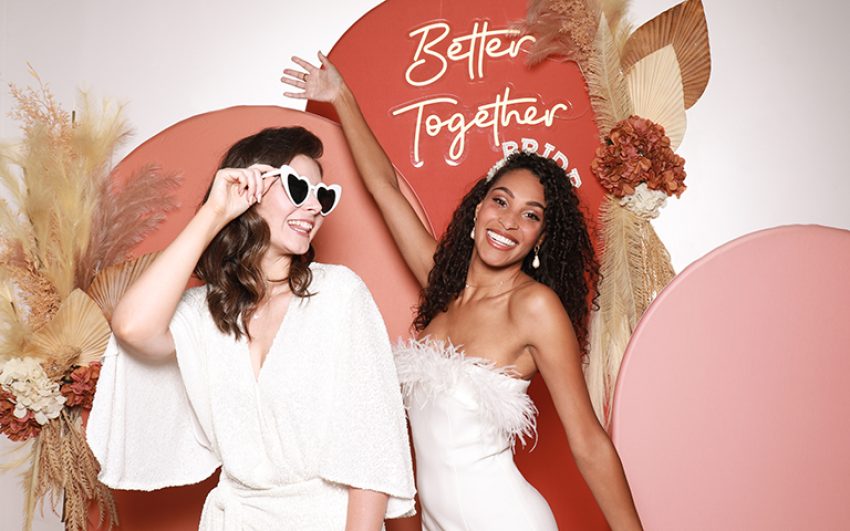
509, 281, 576, 349
509, 281, 567, 324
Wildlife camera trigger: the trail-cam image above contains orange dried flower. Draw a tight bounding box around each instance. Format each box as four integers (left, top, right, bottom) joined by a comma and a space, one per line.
60, 362, 101, 410
591, 115, 687, 198
0, 389, 42, 441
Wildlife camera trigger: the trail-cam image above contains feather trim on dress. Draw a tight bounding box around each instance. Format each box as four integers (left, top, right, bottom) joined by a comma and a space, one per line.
394, 338, 538, 451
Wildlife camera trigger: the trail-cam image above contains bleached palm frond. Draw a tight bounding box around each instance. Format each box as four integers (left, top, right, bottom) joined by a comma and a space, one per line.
585, 13, 634, 138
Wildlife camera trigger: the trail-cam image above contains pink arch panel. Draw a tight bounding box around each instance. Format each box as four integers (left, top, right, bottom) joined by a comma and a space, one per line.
611, 225, 850, 530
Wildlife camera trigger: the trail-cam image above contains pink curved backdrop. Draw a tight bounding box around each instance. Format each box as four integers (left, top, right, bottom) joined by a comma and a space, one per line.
611, 225, 850, 530
87, 106, 429, 530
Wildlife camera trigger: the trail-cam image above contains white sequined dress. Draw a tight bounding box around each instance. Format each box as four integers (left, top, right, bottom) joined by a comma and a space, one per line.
394, 339, 557, 531
88, 263, 416, 530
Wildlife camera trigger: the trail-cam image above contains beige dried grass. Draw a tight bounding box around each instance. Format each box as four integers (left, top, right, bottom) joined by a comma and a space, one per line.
76, 165, 180, 291
520, 0, 599, 67
0, 242, 61, 332
4, 74, 130, 300
586, 197, 675, 426
33, 412, 117, 531
0, 72, 163, 531
0, 270, 30, 363
585, 13, 634, 138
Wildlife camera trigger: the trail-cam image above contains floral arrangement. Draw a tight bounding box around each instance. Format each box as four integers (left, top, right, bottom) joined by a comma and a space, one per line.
520, 0, 711, 426
0, 72, 180, 531
592, 115, 686, 199
0, 358, 68, 441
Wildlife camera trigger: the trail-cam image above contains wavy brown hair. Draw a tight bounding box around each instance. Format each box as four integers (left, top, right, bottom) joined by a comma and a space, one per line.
413, 152, 600, 353
195, 126, 323, 340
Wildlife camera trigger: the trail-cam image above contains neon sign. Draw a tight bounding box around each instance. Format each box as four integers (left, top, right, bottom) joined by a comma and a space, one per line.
392, 19, 581, 185
405, 21, 536, 86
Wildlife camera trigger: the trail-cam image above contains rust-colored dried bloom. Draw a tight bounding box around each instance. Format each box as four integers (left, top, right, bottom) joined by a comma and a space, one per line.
0, 388, 42, 441
60, 362, 101, 410
591, 116, 687, 198
0, 244, 62, 332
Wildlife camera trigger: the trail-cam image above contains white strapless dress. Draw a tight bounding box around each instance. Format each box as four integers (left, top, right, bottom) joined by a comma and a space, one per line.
394, 339, 558, 531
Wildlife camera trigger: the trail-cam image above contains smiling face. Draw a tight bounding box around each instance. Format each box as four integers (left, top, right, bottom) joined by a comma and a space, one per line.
473, 168, 546, 268
254, 154, 325, 256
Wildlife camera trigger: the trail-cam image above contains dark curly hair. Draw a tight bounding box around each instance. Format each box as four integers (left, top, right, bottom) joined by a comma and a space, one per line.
195, 126, 322, 340
413, 151, 600, 353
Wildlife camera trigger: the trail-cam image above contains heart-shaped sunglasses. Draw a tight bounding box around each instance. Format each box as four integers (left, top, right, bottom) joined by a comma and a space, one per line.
261, 165, 342, 216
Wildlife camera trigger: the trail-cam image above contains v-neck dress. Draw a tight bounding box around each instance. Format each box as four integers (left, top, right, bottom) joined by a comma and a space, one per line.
87, 263, 416, 530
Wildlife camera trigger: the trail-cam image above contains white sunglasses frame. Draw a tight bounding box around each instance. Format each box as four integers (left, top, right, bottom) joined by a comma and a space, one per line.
261, 164, 342, 216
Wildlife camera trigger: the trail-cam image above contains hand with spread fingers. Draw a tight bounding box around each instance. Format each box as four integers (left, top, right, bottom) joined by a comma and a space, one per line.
282, 52, 345, 104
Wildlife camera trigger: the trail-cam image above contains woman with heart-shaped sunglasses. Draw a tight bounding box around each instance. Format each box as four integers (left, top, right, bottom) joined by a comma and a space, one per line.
283, 54, 643, 531
88, 126, 415, 530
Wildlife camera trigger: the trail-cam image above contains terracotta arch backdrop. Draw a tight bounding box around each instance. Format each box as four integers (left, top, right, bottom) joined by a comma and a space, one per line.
86, 106, 429, 530
611, 225, 850, 530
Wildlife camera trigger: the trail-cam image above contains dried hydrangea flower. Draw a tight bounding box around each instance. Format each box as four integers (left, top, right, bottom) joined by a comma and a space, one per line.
0, 357, 66, 426
591, 116, 686, 198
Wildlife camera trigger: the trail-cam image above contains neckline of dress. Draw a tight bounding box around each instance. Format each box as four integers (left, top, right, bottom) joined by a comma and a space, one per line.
242, 262, 324, 384
410, 336, 532, 385
243, 295, 302, 384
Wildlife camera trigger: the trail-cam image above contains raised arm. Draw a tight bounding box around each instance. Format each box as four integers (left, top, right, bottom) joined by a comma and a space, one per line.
282, 53, 436, 287
111, 165, 273, 359
518, 287, 643, 531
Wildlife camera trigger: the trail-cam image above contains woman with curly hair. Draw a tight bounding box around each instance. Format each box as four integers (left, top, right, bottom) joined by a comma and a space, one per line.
283, 54, 642, 530
87, 126, 415, 530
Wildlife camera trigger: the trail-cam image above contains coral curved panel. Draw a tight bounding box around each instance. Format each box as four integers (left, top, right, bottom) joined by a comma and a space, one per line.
612, 225, 850, 530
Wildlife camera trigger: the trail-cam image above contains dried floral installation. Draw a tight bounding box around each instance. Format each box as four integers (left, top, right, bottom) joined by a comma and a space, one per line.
520, 0, 711, 427
0, 70, 181, 530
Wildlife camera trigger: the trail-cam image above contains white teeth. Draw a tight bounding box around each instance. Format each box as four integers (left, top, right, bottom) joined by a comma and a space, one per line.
486, 229, 517, 247
287, 220, 314, 232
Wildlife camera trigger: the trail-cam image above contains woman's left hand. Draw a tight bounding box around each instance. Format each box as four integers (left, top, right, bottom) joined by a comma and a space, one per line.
282, 52, 345, 103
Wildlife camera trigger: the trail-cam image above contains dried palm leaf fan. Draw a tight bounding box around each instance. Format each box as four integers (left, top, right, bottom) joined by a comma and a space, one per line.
626, 45, 687, 149
26, 289, 110, 371
88, 251, 161, 323
620, 0, 710, 108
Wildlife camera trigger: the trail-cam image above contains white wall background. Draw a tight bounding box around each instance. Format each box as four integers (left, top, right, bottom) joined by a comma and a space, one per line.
2, 0, 848, 529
